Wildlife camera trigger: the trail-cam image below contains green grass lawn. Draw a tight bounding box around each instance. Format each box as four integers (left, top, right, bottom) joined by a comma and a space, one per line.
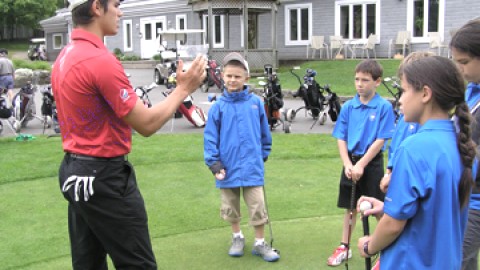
0, 40, 29, 52
250, 59, 400, 98
5, 38, 401, 97
255, 59, 402, 97
0, 133, 378, 269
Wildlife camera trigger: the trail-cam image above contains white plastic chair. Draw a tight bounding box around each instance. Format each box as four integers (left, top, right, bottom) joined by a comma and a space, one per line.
352, 34, 377, 59
329, 36, 343, 59
306, 36, 329, 59
388, 31, 411, 58
428, 32, 448, 57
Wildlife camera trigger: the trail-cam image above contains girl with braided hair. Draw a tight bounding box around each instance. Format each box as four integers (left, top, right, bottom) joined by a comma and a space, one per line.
356, 56, 475, 269
450, 18, 480, 270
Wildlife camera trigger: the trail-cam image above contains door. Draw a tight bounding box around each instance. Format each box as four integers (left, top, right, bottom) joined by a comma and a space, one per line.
140, 17, 166, 59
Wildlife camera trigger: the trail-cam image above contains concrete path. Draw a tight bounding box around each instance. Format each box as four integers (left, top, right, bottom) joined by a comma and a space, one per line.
0, 68, 336, 138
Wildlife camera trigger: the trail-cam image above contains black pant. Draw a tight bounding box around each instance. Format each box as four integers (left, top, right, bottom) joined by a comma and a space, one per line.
59, 154, 157, 270
337, 152, 385, 209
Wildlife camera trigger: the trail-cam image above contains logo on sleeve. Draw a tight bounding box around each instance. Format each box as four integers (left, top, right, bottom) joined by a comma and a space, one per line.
120, 88, 130, 102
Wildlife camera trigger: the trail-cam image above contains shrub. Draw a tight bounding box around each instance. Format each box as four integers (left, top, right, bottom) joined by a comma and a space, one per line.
121, 54, 141, 61
152, 54, 162, 61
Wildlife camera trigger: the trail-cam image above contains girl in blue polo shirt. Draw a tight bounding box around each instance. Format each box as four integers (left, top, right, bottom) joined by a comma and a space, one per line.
450, 18, 480, 270
380, 51, 435, 194
356, 56, 475, 269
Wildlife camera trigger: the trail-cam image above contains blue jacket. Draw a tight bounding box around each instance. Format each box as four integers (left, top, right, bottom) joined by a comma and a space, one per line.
204, 87, 272, 188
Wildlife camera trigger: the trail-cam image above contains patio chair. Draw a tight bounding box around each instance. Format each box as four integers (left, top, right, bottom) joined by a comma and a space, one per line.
428, 32, 448, 57
307, 36, 329, 59
352, 34, 377, 59
329, 36, 343, 59
388, 31, 411, 58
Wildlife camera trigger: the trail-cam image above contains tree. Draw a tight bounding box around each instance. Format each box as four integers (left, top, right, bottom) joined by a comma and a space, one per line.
0, 0, 58, 40
57, 0, 68, 9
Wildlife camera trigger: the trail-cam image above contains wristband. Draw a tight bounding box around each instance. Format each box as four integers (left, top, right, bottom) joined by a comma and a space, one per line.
363, 240, 377, 257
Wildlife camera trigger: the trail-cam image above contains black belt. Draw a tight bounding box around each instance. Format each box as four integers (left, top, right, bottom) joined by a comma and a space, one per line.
349, 151, 382, 163
0, 74, 11, 76
66, 153, 127, 162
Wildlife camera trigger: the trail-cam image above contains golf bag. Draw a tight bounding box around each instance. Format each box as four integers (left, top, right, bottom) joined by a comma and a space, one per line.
134, 82, 156, 108
0, 88, 12, 118
0, 88, 13, 134
209, 59, 223, 89
163, 72, 208, 128
177, 95, 208, 127
323, 84, 341, 122
292, 68, 325, 119
382, 77, 402, 123
260, 64, 293, 133
40, 84, 58, 133
12, 82, 37, 131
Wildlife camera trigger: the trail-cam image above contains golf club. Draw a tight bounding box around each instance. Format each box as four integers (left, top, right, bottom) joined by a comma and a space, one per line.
263, 185, 280, 255
345, 180, 356, 270
361, 203, 372, 270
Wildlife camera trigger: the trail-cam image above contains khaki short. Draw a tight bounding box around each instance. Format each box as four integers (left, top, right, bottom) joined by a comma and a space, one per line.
220, 186, 268, 226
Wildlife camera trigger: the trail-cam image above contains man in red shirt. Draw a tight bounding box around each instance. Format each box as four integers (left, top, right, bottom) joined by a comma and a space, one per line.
51, 0, 206, 269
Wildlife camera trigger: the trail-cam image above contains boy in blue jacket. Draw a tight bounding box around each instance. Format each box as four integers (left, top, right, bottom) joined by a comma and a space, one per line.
203, 52, 278, 262
327, 59, 395, 267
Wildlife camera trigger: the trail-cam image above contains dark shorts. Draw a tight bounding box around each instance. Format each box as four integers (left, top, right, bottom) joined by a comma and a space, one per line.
337, 152, 385, 209
59, 154, 157, 270
0, 75, 13, 89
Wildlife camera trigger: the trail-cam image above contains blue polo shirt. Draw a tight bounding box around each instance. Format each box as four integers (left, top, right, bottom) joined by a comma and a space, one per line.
332, 93, 395, 155
387, 114, 419, 169
382, 119, 467, 269
465, 82, 480, 210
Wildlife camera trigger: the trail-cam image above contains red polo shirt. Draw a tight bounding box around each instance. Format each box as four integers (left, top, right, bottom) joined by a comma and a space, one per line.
51, 29, 138, 157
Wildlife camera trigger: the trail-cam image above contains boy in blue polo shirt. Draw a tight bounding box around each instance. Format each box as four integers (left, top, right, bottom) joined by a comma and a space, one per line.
327, 59, 395, 267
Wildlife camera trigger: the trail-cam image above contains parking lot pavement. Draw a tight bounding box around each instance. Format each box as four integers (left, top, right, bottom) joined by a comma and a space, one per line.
0, 68, 336, 137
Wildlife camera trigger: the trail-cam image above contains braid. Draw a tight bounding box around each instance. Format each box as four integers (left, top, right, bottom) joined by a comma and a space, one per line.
401, 56, 476, 208
455, 102, 477, 208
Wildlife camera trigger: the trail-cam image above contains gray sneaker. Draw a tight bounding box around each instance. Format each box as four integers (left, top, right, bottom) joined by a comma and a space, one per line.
252, 242, 280, 262
228, 236, 245, 257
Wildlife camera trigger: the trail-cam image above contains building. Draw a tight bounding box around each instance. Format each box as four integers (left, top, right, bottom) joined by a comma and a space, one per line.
40, 0, 480, 69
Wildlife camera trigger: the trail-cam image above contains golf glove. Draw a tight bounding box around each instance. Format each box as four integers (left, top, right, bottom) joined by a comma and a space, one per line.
62, 175, 96, 202
209, 161, 225, 175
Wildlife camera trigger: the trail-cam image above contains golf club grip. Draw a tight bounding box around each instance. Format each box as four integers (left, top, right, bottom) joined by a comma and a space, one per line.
362, 216, 372, 270
362, 215, 370, 235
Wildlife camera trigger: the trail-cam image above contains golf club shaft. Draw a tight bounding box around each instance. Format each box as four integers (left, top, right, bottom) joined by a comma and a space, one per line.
345, 180, 356, 270
262, 186, 274, 247
362, 215, 372, 270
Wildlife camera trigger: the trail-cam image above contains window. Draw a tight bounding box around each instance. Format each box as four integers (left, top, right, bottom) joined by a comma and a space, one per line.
407, 0, 444, 41
202, 14, 224, 48
240, 14, 258, 49
53, 34, 64, 50
176, 14, 186, 30
144, 23, 152, 40
335, 1, 379, 40
123, 20, 133, 52
285, 3, 312, 46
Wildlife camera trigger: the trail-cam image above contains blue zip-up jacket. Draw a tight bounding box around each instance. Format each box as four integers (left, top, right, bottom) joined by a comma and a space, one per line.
204, 87, 272, 188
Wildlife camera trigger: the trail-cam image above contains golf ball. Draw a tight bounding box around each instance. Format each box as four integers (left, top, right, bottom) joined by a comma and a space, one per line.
216, 172, 225, 180
360, 201, 373, 212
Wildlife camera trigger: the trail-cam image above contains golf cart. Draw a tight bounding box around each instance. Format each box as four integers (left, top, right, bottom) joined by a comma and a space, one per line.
153, 29, 207, 86
27, 38, 47, 61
